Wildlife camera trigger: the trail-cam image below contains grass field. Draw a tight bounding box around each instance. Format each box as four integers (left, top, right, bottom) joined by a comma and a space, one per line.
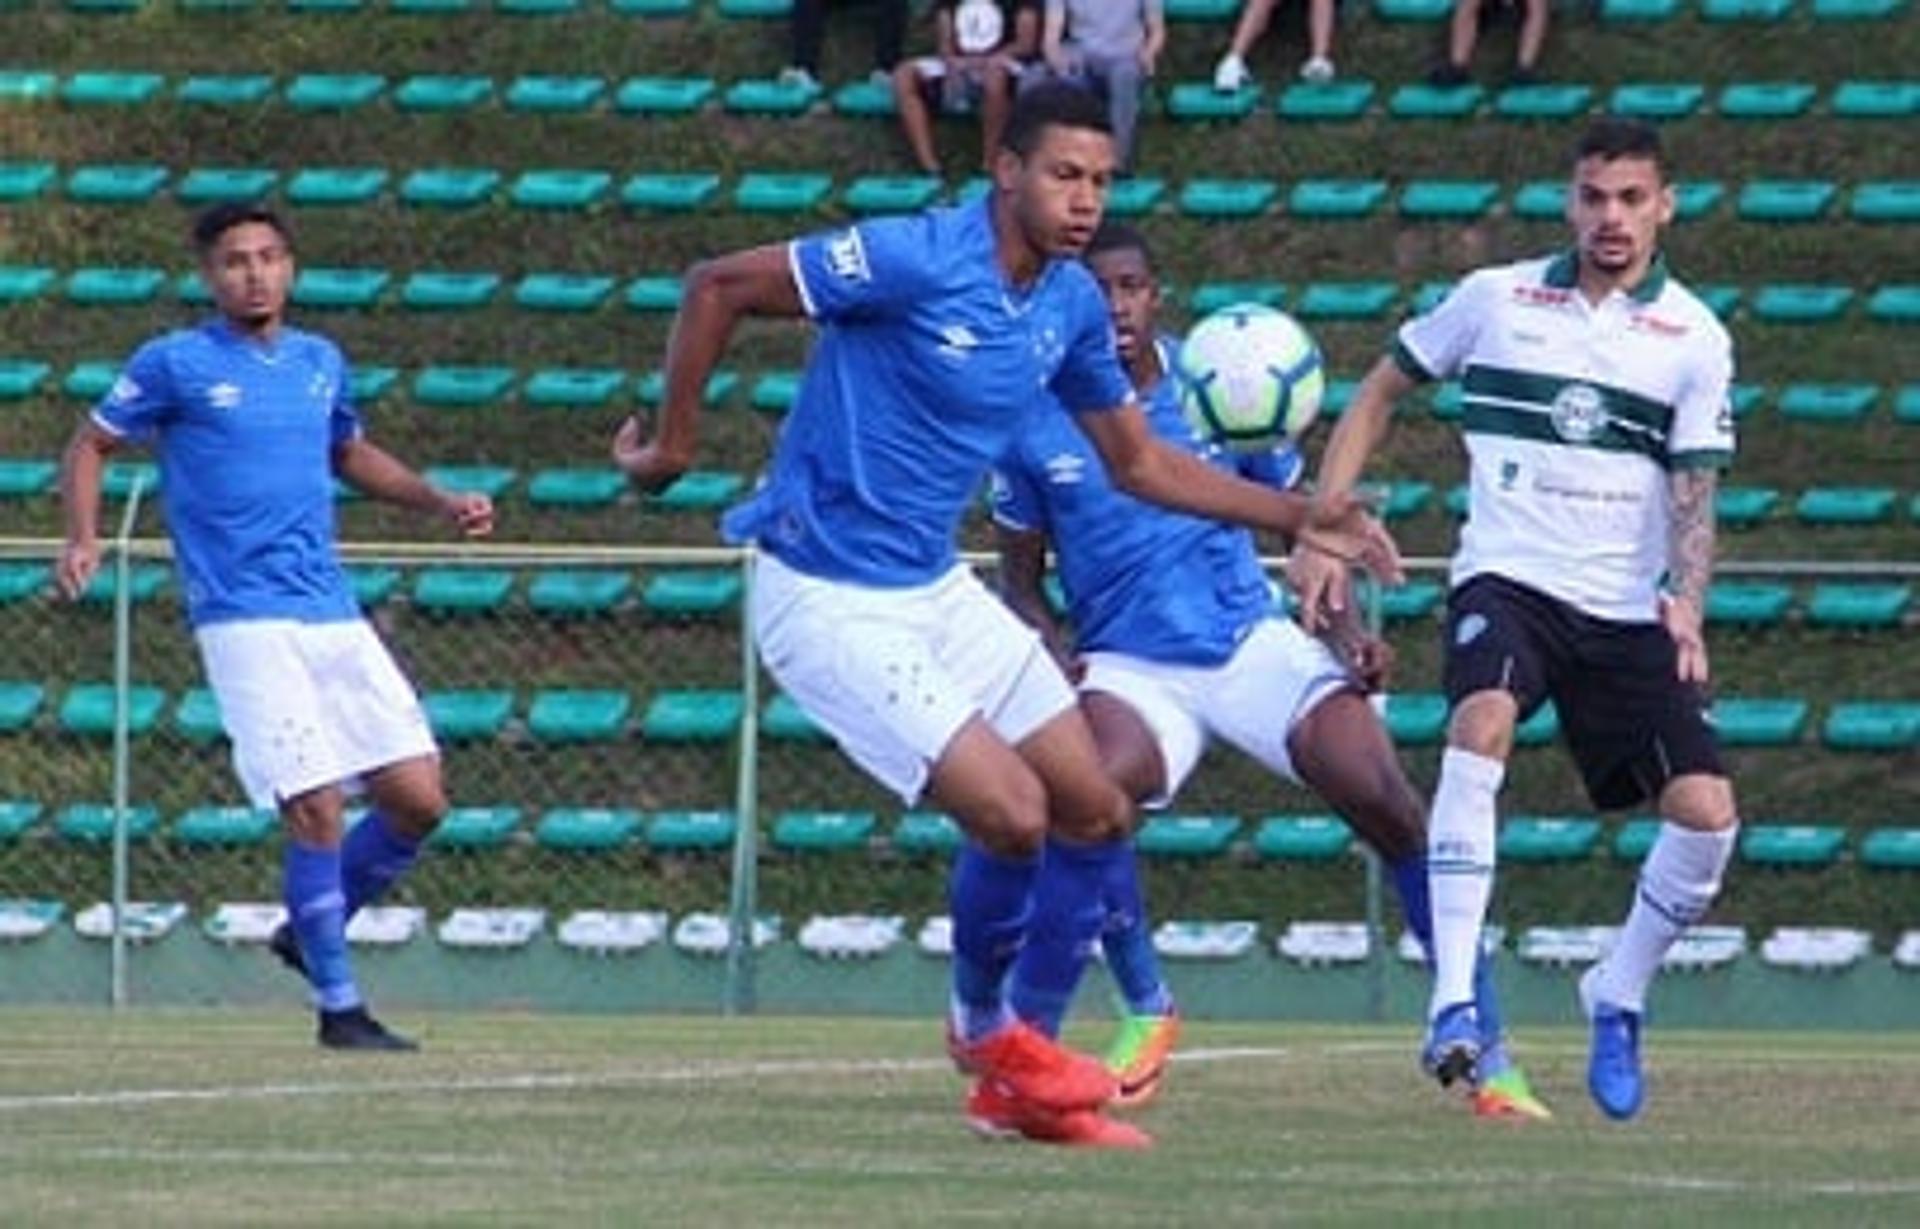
0, 1010, 1916, 1226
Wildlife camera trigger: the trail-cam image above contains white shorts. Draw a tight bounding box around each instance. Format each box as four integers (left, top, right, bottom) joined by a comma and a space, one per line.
1080, 616, 1352, 808
194, 618, 438, 810
751, 553, 1076, 804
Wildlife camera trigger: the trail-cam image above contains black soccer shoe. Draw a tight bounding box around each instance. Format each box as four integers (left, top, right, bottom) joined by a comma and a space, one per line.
318, 1006, 419, 1052
268, 921, 308, 979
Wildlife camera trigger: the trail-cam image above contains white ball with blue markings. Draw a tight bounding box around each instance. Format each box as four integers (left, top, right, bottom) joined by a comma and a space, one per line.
1174, 303, 1326, 451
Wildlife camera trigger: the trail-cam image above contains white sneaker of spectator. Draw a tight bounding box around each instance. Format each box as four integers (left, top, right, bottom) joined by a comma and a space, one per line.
1299, 55, 1335, 84
1213, 53, 1249, 93
778, 65, 820, 92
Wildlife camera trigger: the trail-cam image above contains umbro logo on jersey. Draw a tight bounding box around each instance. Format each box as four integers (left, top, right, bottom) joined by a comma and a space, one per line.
824, 230, 871, 284
936, 324, 979, 362
208, 381, 242, 410
1043, 452, 1087, 486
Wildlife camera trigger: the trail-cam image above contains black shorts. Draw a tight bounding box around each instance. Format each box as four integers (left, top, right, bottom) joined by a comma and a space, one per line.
1441, 574, 1725, 811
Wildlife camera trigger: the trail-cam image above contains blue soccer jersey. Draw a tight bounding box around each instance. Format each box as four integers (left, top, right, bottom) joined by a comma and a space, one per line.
91, 320, 362, 628
721, 198, 1134, 587
991, 337, 1304, 666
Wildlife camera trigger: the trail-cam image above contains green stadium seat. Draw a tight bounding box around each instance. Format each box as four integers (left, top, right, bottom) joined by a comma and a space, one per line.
63, 362, 117, 401
1515, 701, 1560, 746
1727, 382, 1766, 416
344, 564, 401, 606
1751, 284, 1852, 322
514, 273, 615, 312
1696, 284, 1740, 319
751, 370, 801, 413
621, 173, 720, 212
1712, 698, 1808, 746
56, 804, 158, 843
177, 75, 276, 107
177, 167, 277, 203
830, 79, 895, 116
389, 0, 472, 12
1295, 281, 1398, 320
0, 801, 45, 840
498, 0, 582, 13
1136, 814, 1242, 858
1612, 817, 1661, 862
400, 169, 501, 209
1896, 385, 1920, 423
1823, 702, 1920, 750
1176, 179, 1277, 218
1372, 579, 1442, 622
1719, 82, 1818, 118
286, 167, 388, 205
773, 810, 876, 852
58, 683, 165, 736
0, 460, 55, 498
1384, 692, 1448, 744
1778, 383, 1878, 423
635, 371, 738, 407
1811, 0, 1902, 14
843, 176, 942, 214
1252, 814, 1351, 861
1373, 0, 1451, 17
284, 74, 384, 110
1165, 0, 1238, 15
1599, 0, 1678, 17
1510, 181, 1565, 219
624, 277, 683, 312
77, 563, 168, 607
1738, 180, 1837, 222
505, 75, 606, 113
0, 73, 57, 102
174, 806, 276, 847
1700, 0, 1793, 17
412, 568, 515, 614
1795, 486, 1895, 524
523, 369, 626, 407
0, 164, 55, 203
0, 682, 45, 731
510, 170, 612, 210
1715, 486, 1778, 527
1740, 825, 1846, 867
643, 569, 742, 616
393, 75, 493, 112
1807, 583, 1911, 628
613, 76, 715, 114
733, 173, 832, 212
428, 806, 522, 850
0, 360, 51, 399
66, 267, 164, 305
1321, 378, 1356, 417
292, 268, 389, 309
893, 811, 961, 855
1868, 286, 1920, 323
1495, 84, 1591, 119
422, 690, 515, 741
641, 689, 744, 742
400, 272, 500, 310
724, 78, 821, 115
1288, 179, 1387, 218
1499, 816, 1601, 862
58, 72, 164, 107
1166, 83, 1258, 121
1672, 181, 1725, 220
528, 468, 626, 509
66, 164, 168, 204
1433, 387, 1465, 423
529, 569, 632, 615
1860, 828, 1920, 869
347, 367, 397, 402
1705, 580, 1792, 625
1276, 80, 1375, 120
1362, 479, 1434, 521
528, 689, 632, 742
537, 807, 642, 852
763, 692, 827, 741
413, 366, 516, 406
1189, 281, 1286, 313
99, 462, 162, 502
1388, 83, 1483, 119
1832, 81, 1918, 119
1400, 180, 1500, 219
646, 809, 736, 851
1609, 82, 1704, 118
1106, 177, 1165, 216
422, 465, 515, 499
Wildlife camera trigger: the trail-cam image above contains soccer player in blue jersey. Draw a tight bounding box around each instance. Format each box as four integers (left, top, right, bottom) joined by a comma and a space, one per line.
991, 222, 1548, 1120
57, 203, 494, 1050
612, 83, 1398, 1147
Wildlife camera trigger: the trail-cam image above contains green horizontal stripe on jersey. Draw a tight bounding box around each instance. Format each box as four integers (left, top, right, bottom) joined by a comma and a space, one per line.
1672, 449, 1733, 471
1463, 364, 1675, 437
1462, 401, 1670, 465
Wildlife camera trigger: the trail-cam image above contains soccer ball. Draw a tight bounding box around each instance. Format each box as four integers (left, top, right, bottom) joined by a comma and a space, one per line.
1173, 303, 1326, 451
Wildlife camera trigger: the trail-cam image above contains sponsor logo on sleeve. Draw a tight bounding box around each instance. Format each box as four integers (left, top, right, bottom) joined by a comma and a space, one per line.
824, 230, 871, 284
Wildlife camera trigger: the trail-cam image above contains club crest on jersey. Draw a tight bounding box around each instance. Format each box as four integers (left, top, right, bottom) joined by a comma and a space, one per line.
1548, 383, 1607, 444
1456, 613, 1488, 646
208, 381, 242, 410
824, 230, 871, 284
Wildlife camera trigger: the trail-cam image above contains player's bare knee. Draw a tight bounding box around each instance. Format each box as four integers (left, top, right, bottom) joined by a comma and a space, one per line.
1660, 774, 1738, 832
279, 789, 345, 848
1447, 691, 1518, 760
1051, 776, 1133, 845
967, 774, 1050, 858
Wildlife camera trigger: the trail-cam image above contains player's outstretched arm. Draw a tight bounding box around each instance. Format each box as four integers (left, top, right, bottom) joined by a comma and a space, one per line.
55, 421, 119, 599
614, 243, 804, 494
994, 523, 1075, 672
1663, 468, 1719, 683
333, 438, 494, 537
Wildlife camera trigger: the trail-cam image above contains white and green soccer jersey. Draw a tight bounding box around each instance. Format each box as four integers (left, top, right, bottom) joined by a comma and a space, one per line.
1393, 251, 1735, 622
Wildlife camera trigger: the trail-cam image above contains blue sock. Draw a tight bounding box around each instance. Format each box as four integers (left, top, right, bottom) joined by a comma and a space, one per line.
1099, 842, 1173, 1017
341, 809, 423, 918
283, 841, 362, 1013
1392, 853, 1507, 1068
948, 843, 1038, 1043
1009, 838, 1124, 1038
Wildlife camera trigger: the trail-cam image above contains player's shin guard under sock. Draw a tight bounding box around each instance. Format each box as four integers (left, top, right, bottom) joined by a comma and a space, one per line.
1098, 841, 1173, 1017
1395, 852, 1507, 1065
1590, 821, 1736, 1013
283, 841, 362, 1013
949, 843, 1038, 1043
340, 808, 423, 918
1426, 748, 1504, 1021
1009, 838, 1125, 1037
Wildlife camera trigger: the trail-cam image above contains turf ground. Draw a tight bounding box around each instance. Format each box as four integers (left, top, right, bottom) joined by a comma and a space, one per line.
0, 1011, 1917, 1226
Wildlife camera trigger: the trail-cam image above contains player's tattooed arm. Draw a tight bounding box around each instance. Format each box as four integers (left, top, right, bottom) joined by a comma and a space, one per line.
1667, 468, 1719, 609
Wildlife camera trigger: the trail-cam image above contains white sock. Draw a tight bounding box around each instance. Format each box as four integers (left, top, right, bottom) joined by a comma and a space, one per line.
1592, 821, 1737, 1014
1426, 747, 1505, 1022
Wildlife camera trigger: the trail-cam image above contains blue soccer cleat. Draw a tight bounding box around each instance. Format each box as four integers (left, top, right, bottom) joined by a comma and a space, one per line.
1580, 967, 1644, 1120
1421, 1001, 1481, 1089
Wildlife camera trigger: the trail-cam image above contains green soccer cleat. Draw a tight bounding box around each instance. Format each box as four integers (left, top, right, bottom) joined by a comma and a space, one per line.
1472, 1066, 1553, 1121
1103, 1011, 1181, 1109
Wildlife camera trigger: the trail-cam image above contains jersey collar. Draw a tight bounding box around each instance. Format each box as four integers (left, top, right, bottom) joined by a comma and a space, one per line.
1542, 248, 1669, 304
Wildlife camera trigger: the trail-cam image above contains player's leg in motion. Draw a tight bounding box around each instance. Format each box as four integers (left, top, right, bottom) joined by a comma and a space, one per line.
342, 757, 445, 917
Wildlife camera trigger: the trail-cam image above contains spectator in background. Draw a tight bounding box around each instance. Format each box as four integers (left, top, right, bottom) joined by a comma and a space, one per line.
1212, 0, 1338, 92
1429, 0, 1548, 88
1037, 0, 1164, 176
895, 0, 1041, 176
782, 0, 911, 91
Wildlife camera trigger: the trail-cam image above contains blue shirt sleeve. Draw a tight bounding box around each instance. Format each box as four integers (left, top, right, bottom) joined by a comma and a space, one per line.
1047, 270, 1133, 415
988, 452, 1047, 533
91, 338, 179, 442
329, 347, 363, 448
1234, 443, 1303, 491
789, 214, 941, 322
